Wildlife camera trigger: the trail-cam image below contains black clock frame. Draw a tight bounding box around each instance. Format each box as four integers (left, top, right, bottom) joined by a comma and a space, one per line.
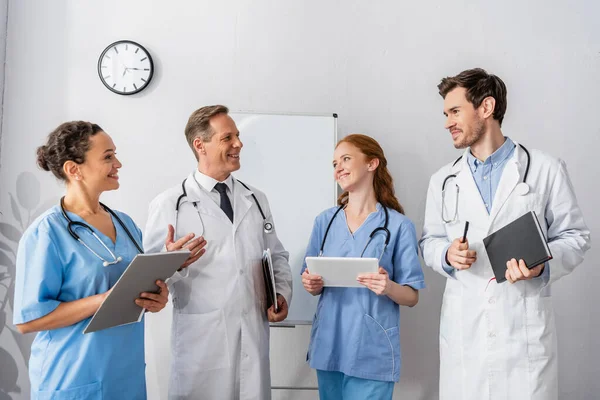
97, 40, 154, 96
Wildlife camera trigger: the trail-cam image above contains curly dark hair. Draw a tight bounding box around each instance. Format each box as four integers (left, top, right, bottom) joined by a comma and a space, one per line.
36, 121, 104, 180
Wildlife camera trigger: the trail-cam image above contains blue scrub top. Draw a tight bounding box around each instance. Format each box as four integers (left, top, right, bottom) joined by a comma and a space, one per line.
301, 204, 425, 382
13, 206, 146, 400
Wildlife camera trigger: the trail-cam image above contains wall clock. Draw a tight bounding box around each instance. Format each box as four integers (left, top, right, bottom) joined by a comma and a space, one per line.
97, 40, 154, 95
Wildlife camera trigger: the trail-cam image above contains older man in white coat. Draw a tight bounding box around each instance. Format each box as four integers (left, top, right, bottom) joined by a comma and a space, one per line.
420, 68, 590, 400
144, 105, 293, 400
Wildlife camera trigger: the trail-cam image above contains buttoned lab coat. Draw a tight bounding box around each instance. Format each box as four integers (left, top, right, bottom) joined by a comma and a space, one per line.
144, 173, 293, 400
420, 143, 590, 400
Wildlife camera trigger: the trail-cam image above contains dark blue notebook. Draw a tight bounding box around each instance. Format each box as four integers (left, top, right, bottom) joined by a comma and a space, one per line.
483, 211, 552, 283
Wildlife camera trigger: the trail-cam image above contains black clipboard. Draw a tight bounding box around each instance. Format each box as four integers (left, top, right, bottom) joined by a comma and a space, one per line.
262, 248, 278, 312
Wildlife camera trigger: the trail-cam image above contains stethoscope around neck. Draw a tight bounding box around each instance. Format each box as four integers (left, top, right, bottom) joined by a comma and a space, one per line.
441, 143, 531, 223
319, 204, 391, 260
175, 177, 274, 235
60, 197, 144, 267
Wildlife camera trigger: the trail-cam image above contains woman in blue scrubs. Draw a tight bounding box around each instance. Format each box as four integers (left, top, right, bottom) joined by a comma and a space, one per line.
301, 134, 425, 400
12, 121, 206, 400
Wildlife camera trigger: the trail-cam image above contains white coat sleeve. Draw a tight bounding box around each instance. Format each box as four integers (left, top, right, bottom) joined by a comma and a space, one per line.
144, 193, 191, 285
419, 175, 455, 279
544, 160, 591, 285
262, 195, 293, 307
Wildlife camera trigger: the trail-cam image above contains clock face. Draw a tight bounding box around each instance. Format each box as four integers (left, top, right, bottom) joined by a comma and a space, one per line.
97, 40, 154, 95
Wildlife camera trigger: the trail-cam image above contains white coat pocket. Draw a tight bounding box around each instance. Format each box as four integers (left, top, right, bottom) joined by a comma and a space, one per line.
524, 296, 555, 361
173, 309, 231, 374
439, 295, 461, 359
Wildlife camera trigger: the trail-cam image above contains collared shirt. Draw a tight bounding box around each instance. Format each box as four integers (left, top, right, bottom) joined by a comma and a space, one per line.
301, 204, 425, 382
193, 169, 234, 208
466, 137, 515, 214
442, 137, 516, 274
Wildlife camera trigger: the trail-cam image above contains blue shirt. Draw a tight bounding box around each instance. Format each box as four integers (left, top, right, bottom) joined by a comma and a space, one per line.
13, 206, 146, 400
466, 137, 515, 214
442, 138, 515, 274
301, 204, 425, 382
441, 137, 548, 278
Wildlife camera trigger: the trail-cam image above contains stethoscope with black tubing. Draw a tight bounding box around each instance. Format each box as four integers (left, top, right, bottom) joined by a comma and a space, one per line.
60, 197, 144, 267
319, 204, 391, 260
175, 176, 274, 235
441, 143, 531, 223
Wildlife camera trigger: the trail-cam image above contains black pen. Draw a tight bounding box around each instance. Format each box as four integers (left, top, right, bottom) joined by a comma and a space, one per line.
461, 221, 469, 243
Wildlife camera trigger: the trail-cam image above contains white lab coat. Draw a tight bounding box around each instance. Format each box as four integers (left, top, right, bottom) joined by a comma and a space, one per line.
144, 173, 293, 400
420, 143, 590, 400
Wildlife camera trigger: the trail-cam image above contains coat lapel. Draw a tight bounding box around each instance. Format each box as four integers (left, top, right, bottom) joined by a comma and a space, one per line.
184, 173, 231, 222
454, 151, 490, 223
232, 179, 254, 234
488, 143, 525, 223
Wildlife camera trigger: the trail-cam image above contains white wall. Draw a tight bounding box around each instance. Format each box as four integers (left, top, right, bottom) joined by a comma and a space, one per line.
0, 1, 598, 399
0, 0, 6, 157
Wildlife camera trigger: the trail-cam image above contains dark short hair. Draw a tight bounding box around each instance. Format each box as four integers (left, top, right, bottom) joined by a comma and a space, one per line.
438, 68, 508, 126
184, 105, 229, 160
36, 121, 103, 181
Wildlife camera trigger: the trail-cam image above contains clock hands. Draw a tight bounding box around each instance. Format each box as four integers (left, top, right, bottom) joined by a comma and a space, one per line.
120, 62, 130, 77
121, 66, 145, 77
99, 41, 152, 94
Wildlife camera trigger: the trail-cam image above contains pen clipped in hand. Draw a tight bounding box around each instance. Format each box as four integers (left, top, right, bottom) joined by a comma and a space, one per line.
461, 221, 469, 243
446, 221, 476, 270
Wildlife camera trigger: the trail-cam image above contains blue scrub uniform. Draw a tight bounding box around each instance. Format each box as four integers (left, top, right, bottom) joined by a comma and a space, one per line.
13, 206, 146, 400
302, 204, 425, 399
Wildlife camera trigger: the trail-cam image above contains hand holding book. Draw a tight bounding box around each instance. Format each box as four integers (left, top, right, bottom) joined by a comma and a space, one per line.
484, 211, 552, 283
505, 258, 545, 283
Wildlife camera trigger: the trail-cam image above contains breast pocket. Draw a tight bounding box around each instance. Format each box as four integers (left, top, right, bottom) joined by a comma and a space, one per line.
237, 208, 265, 250
506, 192, 545, 221
37, 381, 101, 400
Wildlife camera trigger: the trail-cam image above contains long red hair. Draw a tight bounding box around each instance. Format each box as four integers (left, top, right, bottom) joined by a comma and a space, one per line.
336, 134, 404, 214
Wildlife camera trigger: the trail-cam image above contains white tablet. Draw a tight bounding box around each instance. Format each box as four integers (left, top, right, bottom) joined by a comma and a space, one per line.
305, 256, 379, 287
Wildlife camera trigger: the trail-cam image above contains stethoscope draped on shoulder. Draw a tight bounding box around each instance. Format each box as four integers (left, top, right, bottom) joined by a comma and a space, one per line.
174, 175, 273, 236
60, 197, 143, 267
441, 143, 531, 223
319, 204, 391, 261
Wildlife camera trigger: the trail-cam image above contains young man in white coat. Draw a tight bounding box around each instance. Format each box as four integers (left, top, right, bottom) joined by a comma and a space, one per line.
144, 105, 293, 400
419, 68, 590, 400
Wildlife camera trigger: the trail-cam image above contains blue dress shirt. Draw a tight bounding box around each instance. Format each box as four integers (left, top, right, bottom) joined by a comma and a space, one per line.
442, 137, 515, 274
466, 137, 515, 214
